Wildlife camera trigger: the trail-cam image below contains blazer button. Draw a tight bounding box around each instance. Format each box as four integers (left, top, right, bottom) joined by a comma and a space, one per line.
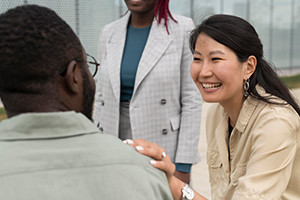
162, 129, 168, 134
160, 99, 167, 105
101, 100, 105, 106
99, 127, 104, 132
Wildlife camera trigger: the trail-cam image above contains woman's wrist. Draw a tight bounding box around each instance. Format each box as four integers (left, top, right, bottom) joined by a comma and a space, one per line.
168, 175, 186, 200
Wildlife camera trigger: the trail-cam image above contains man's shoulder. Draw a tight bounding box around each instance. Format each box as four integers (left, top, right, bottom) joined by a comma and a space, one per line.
97, 134, 157, 167
78, 133, 173, 199
0, 128, 173, 199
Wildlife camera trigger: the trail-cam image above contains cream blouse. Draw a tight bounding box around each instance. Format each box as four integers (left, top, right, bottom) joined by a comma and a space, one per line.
206, 86, 300, 200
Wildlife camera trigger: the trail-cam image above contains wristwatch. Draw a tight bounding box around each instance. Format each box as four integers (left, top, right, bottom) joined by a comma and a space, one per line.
181, 183, 194, 200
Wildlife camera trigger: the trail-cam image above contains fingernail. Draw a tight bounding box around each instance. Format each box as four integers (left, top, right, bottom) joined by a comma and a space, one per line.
123, 139, 134, 144
135, 146, 144, 151
150, 160, 157, 165
162, 152, 166, 158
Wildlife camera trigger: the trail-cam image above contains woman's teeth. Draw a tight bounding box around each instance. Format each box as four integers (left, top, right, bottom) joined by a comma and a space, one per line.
202, 83, 222, 89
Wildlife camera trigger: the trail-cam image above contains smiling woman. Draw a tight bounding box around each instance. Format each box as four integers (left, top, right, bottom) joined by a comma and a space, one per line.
127, 14, 300, 200
190, 32, 257, 125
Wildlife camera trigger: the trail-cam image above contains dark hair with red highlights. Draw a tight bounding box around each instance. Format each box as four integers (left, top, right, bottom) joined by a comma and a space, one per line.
154, 0, 177, 34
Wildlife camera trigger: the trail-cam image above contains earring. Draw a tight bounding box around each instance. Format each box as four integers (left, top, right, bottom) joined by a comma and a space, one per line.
243, 78, 250, 98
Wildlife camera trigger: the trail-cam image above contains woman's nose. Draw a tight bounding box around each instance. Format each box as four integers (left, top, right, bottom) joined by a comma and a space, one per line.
199, 62, 212, 77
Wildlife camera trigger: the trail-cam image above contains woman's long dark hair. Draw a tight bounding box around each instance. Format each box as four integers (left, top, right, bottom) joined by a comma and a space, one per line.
189, 14, 300, 116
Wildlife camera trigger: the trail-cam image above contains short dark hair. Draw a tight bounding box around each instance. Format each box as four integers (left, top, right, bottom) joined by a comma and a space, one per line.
0, 5, 83, 98
189, 14, 300, 116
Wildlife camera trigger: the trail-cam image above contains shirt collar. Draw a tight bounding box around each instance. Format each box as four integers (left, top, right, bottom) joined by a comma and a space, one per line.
0, 111, 100, 141
235, 85, 267, 133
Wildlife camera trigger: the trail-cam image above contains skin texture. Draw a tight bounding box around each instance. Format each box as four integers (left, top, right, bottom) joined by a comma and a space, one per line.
5, 50, 96, 120
80, 52, 97, 120
191, 33, 256, 126
58, 51, 96, 120
174, 170, 190, 184
124, 0, 156, 27
124, 0, 156, 15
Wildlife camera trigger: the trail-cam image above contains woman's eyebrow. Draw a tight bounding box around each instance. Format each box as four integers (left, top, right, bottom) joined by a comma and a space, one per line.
209, 50, 225, 56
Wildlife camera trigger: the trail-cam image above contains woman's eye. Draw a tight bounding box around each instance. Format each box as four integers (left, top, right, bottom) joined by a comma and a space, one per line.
193, 57, 201, 61
212, 57, 221, 61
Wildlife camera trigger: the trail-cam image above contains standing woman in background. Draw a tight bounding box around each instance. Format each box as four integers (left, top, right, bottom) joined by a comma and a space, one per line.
93, 0, 202, 183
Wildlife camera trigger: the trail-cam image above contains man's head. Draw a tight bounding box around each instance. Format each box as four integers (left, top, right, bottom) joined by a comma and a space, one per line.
0, 5, 95, 119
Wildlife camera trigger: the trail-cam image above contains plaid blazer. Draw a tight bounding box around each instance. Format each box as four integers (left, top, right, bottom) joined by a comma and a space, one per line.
93, 12, 202, 164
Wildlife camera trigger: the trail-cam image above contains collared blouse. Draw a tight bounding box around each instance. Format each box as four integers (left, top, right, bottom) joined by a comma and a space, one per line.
206, 86, 300, 200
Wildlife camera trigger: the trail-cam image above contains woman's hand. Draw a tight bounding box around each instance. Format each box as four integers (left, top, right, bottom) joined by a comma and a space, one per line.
123, 139, 208, 200
123, 139, 185, 199
124, 139, 191, 183
123, 139, 176, 181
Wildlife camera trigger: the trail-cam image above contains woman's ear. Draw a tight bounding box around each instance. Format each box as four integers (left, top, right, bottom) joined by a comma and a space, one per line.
244, 55, 257, 79
64, 61, 82, 94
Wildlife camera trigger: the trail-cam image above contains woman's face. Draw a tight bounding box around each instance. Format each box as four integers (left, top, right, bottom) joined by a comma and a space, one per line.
190, 33, 249, 108
124, 0, 156, 15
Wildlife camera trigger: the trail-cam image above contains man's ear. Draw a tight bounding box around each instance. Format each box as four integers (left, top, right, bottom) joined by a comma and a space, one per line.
64, 61, 82, 94
244, 55, 257, 79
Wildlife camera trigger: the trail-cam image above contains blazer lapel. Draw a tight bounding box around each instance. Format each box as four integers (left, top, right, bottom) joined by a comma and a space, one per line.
133, 19, 172, 94
106, 13, 130, 100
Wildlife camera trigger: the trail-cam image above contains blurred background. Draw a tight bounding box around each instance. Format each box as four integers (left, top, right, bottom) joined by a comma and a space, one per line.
1, 1, 300, 197
1, 0, 299, 75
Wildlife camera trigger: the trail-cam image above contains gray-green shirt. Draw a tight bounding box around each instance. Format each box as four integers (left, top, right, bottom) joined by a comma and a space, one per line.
0, 111, 172, 200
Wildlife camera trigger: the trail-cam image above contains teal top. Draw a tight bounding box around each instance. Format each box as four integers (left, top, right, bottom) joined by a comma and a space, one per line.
120, 24, 151, 102
176, 163, 192, 173
0, 112, 173, 199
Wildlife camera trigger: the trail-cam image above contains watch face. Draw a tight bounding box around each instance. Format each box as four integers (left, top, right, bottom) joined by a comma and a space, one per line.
186, 191, 194, 199
186, 187, 194, 199
182, 184, 194, 200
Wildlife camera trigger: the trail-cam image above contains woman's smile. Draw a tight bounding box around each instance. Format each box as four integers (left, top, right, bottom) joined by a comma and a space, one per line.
201, 82, 222, 90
